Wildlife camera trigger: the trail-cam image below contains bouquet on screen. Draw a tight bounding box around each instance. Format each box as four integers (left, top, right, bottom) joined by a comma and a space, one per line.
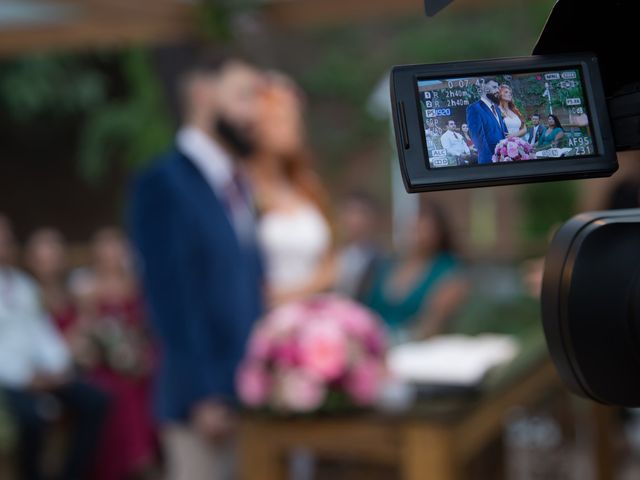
237, 295, 388, 414
492, 136, 534, 162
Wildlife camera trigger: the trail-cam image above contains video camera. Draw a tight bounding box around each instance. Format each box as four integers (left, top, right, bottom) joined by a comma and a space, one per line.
392, 0, 640, 406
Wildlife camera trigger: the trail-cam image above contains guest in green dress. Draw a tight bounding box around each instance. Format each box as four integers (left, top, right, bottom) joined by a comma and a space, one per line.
365, 200, 468, 344
536, 114, 565, 149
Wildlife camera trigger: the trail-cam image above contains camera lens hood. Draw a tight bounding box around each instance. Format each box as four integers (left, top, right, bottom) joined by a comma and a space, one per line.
542, 208, 640, 406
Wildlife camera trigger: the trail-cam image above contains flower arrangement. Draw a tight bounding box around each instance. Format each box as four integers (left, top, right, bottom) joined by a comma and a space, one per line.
237, 295, 388, 414
492, 136, 534, 162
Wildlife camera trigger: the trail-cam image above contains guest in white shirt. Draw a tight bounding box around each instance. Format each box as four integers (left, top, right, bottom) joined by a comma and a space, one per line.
440, 120, 471, 165
0, 214, 108, 480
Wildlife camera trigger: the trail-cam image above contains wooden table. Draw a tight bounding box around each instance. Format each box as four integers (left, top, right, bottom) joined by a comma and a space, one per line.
238, 361, 615, 480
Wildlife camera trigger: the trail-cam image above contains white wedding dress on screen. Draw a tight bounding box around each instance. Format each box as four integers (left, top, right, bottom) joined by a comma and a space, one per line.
258, 202, 331, 296
502, 111, 523, 136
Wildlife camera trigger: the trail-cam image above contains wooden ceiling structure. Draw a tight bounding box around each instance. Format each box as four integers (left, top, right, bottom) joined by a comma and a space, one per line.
0, 0, 512, 58
0, 0, 195, 57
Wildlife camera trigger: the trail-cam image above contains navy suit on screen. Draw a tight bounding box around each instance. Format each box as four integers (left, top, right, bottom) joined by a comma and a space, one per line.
130, 149, 263, 422
466, 100, 508, 164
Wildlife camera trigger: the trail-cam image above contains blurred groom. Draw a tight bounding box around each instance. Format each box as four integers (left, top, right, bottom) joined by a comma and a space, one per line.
130, 56, 265, 480
466, 78, 508, 164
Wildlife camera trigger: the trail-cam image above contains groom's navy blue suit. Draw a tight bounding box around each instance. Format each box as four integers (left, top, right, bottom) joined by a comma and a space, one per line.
466, 100, 508, 164
130, 148, 263, 422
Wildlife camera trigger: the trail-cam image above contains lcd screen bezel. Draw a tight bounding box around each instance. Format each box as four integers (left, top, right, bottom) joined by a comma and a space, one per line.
391, 54, 617, 192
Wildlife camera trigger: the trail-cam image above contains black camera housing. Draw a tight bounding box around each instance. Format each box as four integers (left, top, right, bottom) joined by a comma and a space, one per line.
542, 209, 640, 406
390, 54, 618, 192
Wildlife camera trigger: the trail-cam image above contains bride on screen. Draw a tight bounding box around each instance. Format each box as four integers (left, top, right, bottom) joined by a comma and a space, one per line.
498, 84, 527, 137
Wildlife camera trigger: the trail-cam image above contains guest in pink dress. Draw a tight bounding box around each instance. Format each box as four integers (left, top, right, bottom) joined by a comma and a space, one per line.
70, 228, 156, 480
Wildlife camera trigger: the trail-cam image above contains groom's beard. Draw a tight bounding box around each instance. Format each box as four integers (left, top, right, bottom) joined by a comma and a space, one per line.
486, 92, 500, 104
215, 116, 256, 159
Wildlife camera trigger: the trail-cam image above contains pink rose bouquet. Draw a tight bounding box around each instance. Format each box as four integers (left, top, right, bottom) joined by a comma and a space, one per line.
237, 295, 388, 413
492, 136, 534, 162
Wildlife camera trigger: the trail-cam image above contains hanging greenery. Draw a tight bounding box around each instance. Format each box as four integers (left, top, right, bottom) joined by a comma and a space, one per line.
76, 49, 173, 183
520, 181, 578, 242
0, 54, 106, 122
0, 48, 173, 185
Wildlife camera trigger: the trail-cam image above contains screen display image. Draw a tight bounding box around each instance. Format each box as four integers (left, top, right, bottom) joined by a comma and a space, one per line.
418, 68, 595, 169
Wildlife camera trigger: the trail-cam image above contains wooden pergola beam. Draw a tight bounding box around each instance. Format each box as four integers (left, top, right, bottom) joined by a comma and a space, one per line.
0, 0, 514, 58
261, 0, 509, 29
0, 0, 196, 58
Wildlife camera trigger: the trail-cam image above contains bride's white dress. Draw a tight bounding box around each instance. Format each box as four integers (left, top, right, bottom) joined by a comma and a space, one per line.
258, 203, 331, 293
502, 110, 523, 137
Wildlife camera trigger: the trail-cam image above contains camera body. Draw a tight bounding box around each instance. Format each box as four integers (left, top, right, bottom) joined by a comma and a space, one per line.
408, 0, 640, 406
542, 209, 640, 406
391, 54, 617, 192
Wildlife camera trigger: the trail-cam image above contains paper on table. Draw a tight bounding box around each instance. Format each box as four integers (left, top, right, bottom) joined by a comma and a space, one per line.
387, 334, 519, 386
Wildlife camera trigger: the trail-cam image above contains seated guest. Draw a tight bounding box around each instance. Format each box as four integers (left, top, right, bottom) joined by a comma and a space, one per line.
440, 120, 471, 165
335, 191, 386, 301
69, 228, 156, 480
364, 201, 468, 344
0, 214, 108, 480
537, 114, 565, 149
461, 123, 476, 150
525, 114, 543, 145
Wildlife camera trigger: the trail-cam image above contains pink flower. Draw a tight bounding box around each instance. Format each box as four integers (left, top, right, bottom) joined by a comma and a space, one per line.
338, 307, 375, 338
247, 327, 272, 360
266, 303, 306, 336
237, 363, 270, 407
364, 327, 387, 355
501, 146, 508, 156
345, 360, 384, 406
298, 320, 348, 380
507, 142, 519, 158
277, 369, 326, 412
240, 294, 388, 413
273, 342, 300, 368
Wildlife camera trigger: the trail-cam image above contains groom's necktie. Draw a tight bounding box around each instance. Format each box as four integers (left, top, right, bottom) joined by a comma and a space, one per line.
491, 104, 500, 123
491, 104, 508, 137
222, 169, 254, 244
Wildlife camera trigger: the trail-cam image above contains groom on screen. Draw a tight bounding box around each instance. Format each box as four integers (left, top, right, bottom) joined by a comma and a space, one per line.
466, 78, 508, 164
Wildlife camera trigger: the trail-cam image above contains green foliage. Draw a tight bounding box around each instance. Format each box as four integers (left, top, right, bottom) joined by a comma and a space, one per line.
77, 49, 173, 183
0, 55, 106, 122
291, 2, 555, 179
520, 181, 578, 240
0, 49, 172, 185
196, 1, 235, 40
196, 0, 261, 40
511, 75, 548, 116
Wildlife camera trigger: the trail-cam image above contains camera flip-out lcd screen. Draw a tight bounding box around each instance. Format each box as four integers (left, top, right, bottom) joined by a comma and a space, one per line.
419, 69, 595, 168
391, 55, 617, 192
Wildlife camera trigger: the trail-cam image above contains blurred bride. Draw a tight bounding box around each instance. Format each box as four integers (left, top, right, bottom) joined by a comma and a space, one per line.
249, 74, 336, 308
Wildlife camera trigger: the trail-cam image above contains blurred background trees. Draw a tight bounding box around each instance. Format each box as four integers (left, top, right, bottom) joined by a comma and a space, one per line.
0, 0, 578, 256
